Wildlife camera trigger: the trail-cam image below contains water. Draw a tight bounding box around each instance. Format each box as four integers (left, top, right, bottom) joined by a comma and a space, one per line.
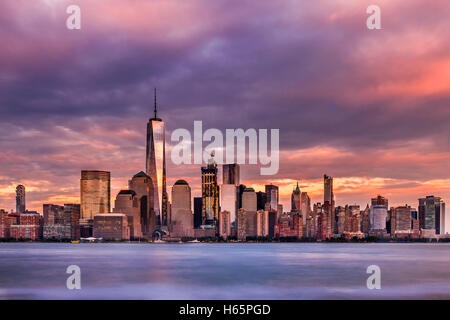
0, 243, 449, 299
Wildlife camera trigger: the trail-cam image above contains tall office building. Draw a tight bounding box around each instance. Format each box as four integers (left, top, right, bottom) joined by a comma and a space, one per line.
237, 184, 247, 209
300, 192, 311, 227
146, 88, 168, 227
16, 185, 25, 214
221, 184, 238, 223
113, 190, 142, 238
223, 164, 240, 186
361, 204, 370, 234
242, 188, 257, 212
392, 205, 412, 234
419, 196, 446, 234
202, 154, 220, 226
193, 197, 203, 228
171, 180, 193, 237
128, 171, 155, 236
370, 205, 387, 231
80, 170, 110, 219
291, 182, 301, 212
219, 210, 231, 238
265, 184, 279, 211
256, 192, 267, 210
221, 163, 239, 222
172, 180, 191, 211
323, 174, 334, 236
64, 203, 81, 240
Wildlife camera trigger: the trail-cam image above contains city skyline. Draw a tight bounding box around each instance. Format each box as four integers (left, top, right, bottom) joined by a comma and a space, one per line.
0, 0, 449, 212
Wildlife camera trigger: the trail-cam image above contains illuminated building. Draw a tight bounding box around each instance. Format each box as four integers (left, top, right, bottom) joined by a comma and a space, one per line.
146, 88, 168, 227
201, 153, 219, 226
128, 171, 155, 236
80, 170, 110, 219
16, 185, 25, 214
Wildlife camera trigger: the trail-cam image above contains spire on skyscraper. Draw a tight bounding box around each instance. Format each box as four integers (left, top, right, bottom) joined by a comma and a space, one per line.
154, 87, 157, 119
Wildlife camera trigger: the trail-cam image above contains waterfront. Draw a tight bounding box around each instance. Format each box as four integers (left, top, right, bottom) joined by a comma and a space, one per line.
1, 243, 450, 299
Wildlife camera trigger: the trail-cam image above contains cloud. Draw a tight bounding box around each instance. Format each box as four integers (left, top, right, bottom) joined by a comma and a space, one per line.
0, 0, 449, 211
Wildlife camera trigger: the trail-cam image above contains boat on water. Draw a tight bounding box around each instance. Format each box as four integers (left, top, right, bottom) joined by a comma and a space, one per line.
188, 239, 200, 243
71, 240, 79, 244
153, 239, 166, 243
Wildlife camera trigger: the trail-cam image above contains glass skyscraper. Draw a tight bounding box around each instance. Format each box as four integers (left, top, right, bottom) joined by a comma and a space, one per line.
146, 89, 168, 227
80, 170, 110, 219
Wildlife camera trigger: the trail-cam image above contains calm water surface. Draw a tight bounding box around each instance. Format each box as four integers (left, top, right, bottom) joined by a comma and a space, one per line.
1, 243, 449, 299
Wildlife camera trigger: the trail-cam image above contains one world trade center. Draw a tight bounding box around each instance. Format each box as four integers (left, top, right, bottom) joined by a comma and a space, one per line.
146, 88, 168, 228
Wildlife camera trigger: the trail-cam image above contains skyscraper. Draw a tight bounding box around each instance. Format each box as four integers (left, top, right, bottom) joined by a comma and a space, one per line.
113, 190, 142, 239
291, 182, 301, 212
202, 154, 220, 226
221, 184, 238, 222
242, 188, 257, 212
420, 196, 446, 234
323, 174, 334, 236
221, 163, 239, 222
392, 205, 412, 235
256, 191, 267, 211
171, 180, 193, 237
146, 88, 168, 227
80, 170, 110, 219
265, 184, 279, 211
223, 164, 240, 186
193, 197, 202, 229
370, 205, 387, 231
128, 171, 155, 236
16, 185, 25, 214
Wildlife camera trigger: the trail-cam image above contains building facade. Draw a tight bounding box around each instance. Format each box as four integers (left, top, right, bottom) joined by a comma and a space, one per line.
146, 89, 168, 227
16, 185, 25, 214
93, 213, 130, 240
202, 155, 220, 226
80, 170, 110, 219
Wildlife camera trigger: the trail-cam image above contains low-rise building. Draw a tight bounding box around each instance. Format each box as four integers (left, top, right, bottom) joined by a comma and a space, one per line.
93, 213, 130, 240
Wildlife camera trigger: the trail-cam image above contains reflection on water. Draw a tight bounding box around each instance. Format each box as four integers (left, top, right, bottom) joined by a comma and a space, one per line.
1, 243, 450, 299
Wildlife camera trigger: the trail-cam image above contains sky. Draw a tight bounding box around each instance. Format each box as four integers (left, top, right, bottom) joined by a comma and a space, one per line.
0, 0, 449, 212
